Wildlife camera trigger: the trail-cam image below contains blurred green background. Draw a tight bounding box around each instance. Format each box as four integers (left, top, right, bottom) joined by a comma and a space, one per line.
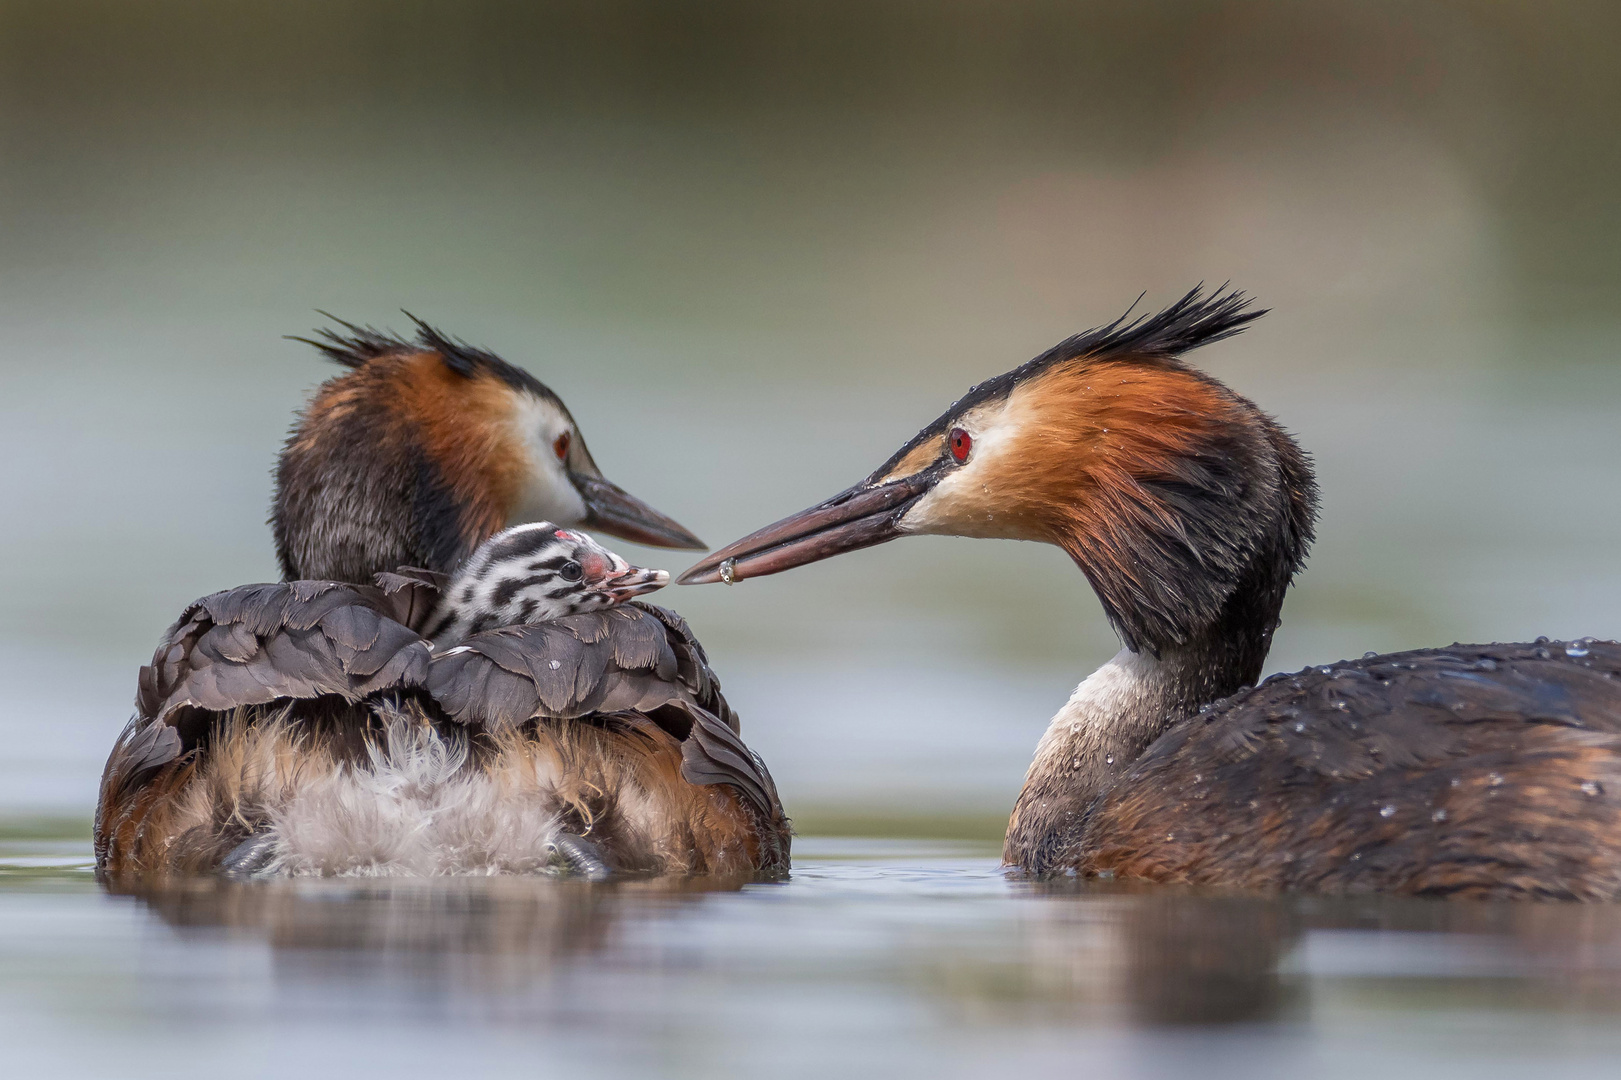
2, 0, 1619, 828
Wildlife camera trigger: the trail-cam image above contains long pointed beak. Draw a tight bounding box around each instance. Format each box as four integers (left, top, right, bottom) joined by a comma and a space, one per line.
676, 468, 939, 585
574, 474, 707, 551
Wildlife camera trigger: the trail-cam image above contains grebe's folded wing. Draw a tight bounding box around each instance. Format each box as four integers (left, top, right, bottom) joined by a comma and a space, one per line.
371, 567, 449, 634
139, 580, 432, 727
427, 601, 779, 817
99, 578, 437, 866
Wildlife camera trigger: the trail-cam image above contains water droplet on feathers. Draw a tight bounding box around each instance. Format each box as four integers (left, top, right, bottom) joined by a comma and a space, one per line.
1581, 781, 1601, 797
1380, 804, 1396, 818
1567, 642, 1590, 657
1488, 772, 1505, 787
1431, 809, 1448, 822
548, 659, 561, 670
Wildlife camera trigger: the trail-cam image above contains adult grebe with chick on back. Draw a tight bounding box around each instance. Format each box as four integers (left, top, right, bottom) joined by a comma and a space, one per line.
96, 319, 788, 881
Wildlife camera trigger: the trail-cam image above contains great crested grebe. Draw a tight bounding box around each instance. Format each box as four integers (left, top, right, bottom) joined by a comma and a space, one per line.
681, 289, 1621, 901
96, 322, 787, 880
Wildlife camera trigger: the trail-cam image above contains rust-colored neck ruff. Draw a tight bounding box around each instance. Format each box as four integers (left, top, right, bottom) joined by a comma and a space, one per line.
275, 350, 523, 582
392, 351, 525, 550
997, 358, 1310, 657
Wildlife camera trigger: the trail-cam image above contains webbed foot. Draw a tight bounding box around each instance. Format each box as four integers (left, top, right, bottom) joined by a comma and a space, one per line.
219, 830, 279, 878
546, 832, 613, 880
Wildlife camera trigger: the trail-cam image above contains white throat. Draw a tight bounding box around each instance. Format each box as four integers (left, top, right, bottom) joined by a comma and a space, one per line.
1024, 648, 1174, 800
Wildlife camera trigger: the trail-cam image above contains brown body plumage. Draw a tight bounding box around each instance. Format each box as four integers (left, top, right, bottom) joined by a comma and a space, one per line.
97, 320, 788, 880
97, 574, 786, 879
680, 288, 1621, 900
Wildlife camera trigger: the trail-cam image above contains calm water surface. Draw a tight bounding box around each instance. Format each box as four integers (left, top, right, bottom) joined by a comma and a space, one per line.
5, 835, 1621, 1079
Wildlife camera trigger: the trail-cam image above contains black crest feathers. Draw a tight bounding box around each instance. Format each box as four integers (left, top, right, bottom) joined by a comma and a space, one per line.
1052, 284, 1264, 364
869, 285, 1267, 487
288, 313, 560, 402
949, 285, 1264, 423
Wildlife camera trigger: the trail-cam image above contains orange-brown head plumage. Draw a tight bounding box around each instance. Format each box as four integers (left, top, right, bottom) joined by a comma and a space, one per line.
684, 288, 1317, 677
274, 317, 704, 583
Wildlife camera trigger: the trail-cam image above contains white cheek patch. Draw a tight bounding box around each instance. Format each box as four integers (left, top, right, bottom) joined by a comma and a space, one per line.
508, 393, 588, 526
898, 399, 1022, 539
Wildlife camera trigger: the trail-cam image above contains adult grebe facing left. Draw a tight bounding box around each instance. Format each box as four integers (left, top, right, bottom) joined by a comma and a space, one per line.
275, 315, 706, 583
683, 289, 1621, 901
96, 321, 787, 881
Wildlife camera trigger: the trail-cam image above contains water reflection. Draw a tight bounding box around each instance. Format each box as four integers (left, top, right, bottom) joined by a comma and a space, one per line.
109, 872, 766, 996
6, 843, 1621, 1075
927, 883, 1303, 1028
95, 862, 1621, 1034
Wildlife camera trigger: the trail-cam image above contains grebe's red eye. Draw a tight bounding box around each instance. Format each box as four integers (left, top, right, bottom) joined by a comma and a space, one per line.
949, 427, 972, 464
553, 432, 571, 461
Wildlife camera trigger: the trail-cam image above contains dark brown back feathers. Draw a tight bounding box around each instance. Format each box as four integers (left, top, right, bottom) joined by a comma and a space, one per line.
96, 576, 787, 874
1077, 640, 1621, 900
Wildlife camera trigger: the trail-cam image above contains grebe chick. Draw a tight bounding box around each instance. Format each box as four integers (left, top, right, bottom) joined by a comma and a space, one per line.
682, 288, 1621, 901
422, 522, 670, 649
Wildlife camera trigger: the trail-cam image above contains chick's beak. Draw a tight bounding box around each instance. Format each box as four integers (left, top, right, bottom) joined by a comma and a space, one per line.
676, 467, 939, 586
605, 565, 671, 603
573, 473, 707, 551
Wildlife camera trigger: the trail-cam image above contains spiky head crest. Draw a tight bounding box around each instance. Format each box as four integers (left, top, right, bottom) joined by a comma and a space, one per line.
890, 288, 1317, 674
274, 316, 600, 583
